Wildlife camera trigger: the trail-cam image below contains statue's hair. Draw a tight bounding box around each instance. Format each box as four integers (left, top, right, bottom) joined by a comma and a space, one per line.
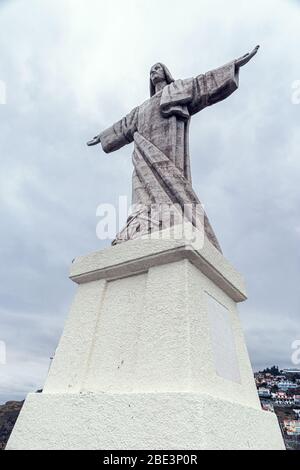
150, 63, 175, 97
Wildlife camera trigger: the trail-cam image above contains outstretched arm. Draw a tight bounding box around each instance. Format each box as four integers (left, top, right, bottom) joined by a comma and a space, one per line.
188, 45, 260, 115
235, 45, 260, 69
87, 106, 139, 153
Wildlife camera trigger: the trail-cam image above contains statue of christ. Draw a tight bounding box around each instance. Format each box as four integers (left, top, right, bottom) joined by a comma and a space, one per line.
88, 46, 259, 251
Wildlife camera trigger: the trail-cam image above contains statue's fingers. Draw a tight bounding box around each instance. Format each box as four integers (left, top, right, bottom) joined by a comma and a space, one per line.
87, 139, 97, 146
249, 45, 259, 59
87, 135, 101, 146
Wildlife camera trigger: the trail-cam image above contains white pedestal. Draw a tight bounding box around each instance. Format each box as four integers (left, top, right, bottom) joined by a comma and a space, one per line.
7, 235, 285, 449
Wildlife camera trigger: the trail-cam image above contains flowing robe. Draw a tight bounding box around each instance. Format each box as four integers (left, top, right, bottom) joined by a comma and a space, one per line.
100, 61, 239, 252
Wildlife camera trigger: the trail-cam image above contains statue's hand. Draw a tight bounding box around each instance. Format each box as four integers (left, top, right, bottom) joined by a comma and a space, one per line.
235, 45, 260, 68
87, 134, 101, 146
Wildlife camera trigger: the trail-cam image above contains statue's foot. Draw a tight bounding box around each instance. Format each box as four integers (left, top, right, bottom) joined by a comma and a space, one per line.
87, 135, 101, 146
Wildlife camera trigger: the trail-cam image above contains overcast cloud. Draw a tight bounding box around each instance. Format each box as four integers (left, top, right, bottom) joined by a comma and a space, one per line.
0, 0, 299, 403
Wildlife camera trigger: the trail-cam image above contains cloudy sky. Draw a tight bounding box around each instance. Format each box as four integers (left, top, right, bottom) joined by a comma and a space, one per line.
0, 0, 299, 404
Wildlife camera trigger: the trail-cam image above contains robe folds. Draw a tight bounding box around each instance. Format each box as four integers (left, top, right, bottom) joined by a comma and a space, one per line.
100, 61, 239, 252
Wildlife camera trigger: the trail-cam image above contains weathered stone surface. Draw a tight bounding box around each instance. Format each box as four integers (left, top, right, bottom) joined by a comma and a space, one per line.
88, 47, 259, 251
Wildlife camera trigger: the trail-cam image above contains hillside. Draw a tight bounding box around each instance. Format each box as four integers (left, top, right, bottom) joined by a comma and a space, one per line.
0, 400, 23, 450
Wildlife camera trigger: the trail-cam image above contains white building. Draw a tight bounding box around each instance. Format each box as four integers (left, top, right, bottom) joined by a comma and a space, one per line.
294, 395, 300, 406
282, 369, 300, 376
284, 420, 300, 436
258, 387, 271, 398
278, 381, 298, 391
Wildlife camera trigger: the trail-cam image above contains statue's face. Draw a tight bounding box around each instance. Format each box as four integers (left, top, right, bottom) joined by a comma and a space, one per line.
150, 63, 166, 85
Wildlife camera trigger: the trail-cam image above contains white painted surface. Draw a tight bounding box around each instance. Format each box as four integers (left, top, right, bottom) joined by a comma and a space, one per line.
206, 292, 241, 383
7, 392, 285, 450
70, 230, 247, 302
7, 236, 285, 450
83, 273, 147, 392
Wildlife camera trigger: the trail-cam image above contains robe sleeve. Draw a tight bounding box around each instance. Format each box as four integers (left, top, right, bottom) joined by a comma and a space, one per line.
100, 106, 139, 153
188, 61, 239, 115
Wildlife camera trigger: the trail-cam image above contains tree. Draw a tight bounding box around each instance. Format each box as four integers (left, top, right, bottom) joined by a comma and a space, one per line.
259, 366, 281, 377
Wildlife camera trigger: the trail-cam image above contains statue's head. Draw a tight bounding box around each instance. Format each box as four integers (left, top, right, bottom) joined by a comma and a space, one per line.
150, 63, 174, 97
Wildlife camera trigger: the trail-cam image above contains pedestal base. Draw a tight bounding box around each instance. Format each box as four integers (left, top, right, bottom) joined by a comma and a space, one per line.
7, 391, 284, 450
7, 235, 285, 450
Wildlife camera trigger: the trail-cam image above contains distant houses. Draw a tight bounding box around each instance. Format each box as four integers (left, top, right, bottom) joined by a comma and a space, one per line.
283, 419, 300, 436
277, 381, 299, 392
255, 367, 300, 450
258, 387, 271, 398
294, 395, 300, 407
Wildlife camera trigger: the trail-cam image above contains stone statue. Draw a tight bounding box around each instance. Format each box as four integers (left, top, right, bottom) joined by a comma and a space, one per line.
88, 46, 259, 252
